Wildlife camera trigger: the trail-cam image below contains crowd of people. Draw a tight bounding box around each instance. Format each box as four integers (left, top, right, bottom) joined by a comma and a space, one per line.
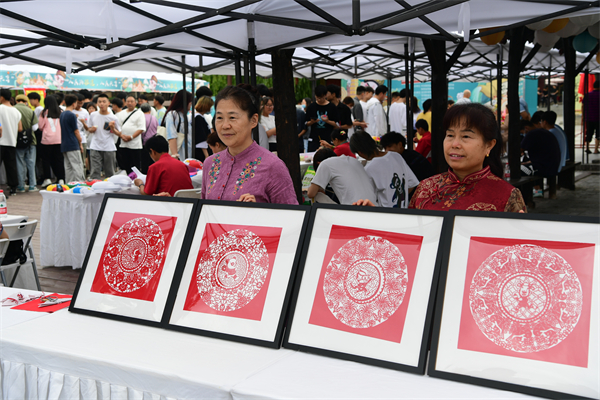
1, 78, 581, 214
0, 86, 217, 196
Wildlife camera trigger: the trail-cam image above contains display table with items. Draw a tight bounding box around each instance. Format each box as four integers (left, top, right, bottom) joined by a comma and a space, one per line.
0, 310, 538, 400
12, 195, 598, 400
39, 178, 139, 269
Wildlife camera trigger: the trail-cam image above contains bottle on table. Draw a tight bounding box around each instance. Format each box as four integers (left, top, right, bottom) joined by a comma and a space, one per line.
0, 190, 6, 219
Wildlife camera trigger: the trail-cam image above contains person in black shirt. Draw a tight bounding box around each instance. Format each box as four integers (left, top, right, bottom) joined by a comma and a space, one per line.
380, 131, 434, 182
305, 85, 339, 152
326, 84, 352, 132
520, 120, 560, 178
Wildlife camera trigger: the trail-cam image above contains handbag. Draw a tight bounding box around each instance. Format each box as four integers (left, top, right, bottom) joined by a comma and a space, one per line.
16, 112, 35, 149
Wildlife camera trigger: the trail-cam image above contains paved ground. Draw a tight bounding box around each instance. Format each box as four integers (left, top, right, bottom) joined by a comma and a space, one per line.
529, 172, 599, 217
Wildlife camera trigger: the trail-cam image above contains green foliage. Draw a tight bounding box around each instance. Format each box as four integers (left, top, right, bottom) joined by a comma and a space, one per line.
200, 74, 314, 101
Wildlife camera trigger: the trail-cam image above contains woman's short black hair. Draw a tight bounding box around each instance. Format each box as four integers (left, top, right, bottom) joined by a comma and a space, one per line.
207, 131, 225, 147
215, 85, 259, 119
349, 130, 380, 158
145, 135, 169, 154
330, 128, 349, 142
442, 103, 503, 178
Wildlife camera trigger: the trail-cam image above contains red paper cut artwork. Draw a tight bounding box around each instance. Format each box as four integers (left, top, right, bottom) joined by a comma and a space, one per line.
91, 212, 177, 301
470, 244, 582, 353
458, 237, 594, 367
184, 223, 281, 321
309, 225, 422, 343
324, 235, 408, 328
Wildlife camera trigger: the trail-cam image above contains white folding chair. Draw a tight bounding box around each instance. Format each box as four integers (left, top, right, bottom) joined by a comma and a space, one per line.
0, 220, 42, 291
174, 188, 202, 198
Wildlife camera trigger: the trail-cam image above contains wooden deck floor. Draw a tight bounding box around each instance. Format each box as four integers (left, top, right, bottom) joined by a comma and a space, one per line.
3, 187, 80, 294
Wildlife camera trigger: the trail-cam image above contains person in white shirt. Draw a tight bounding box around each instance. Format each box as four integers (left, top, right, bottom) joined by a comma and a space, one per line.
111, 95, 146, 174
0, 89, 24, 195
366, 85, 388, 138
360, 86, 373, 130
260, 96, 276, 152
389, 89, 407, 136
350, 131, 419, 208
88, 94, 121, 179
72, 93, 90, 173
308, 147, 378, 205
455, 89, 472, 105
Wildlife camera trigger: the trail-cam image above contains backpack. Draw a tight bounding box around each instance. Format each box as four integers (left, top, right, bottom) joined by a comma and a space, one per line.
16, 112, 35, 149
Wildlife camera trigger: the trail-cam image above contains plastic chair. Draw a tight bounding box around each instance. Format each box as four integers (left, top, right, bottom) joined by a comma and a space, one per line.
174, 188, 202, 199
0, 220, 42, 291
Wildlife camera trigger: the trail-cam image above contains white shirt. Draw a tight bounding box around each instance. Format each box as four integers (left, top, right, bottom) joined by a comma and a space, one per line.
72, 108, 90, 144
360, 100, 369, 125
117, 109, 146, 150
89, 111, 120, 152
312, 155, 377, 205
365, 151, 419, 208
0, 105, 22, 147
260, 114, 276, 144
366, 98, 386, 138
389, 102, 407, 135
32, 105, 43, 131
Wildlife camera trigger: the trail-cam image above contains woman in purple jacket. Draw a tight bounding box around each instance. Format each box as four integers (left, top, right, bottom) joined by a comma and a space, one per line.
202, 86, 298, 204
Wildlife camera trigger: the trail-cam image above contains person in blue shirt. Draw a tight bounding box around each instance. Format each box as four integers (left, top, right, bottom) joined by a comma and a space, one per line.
59, 94, 86, 182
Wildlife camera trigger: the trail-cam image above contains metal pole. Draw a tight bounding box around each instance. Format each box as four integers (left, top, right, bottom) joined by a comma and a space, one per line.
410, 48, 415, 148
249, 38, 257, 86
311, 64, 316, 101
583, 68, 589, 163
191, 66, 196, 160
404, 43, 413, 146
234, 53, 242, 85
547, 57, 552, 111
182, 55, 188, 160
497, 45, 503, 127
387, 74, 392, 133
243, 54, 249, 84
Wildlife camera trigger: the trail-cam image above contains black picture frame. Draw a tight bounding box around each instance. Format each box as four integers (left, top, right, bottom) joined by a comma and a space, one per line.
69, 193, 199, 328
428, 210, 600, 400
163, 199, 311, 349
283, 203, 450, 374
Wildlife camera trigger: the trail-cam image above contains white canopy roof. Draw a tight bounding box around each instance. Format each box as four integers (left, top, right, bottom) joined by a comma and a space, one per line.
0, 1, 597, 80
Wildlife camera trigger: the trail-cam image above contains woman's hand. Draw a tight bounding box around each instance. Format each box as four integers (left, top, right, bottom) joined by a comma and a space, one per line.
319, 140, 333, 148
153, 192, 171, 197
237, 194, 256, 202
352, 199, 375, 207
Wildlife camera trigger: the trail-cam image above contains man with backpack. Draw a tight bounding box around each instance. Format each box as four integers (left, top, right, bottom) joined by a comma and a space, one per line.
14, 95, 39, 192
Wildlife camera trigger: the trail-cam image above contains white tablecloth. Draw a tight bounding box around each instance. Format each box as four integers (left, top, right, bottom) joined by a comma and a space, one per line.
0, 311, 292, 400
0, 309, 542, 400
40, 191, 106, 269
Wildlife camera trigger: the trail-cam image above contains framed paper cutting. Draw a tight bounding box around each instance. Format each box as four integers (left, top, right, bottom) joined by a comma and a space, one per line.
70, 193, 198, 326
165, 200, 310, 348
283, 204, 448, 373
429, 211, 600, 399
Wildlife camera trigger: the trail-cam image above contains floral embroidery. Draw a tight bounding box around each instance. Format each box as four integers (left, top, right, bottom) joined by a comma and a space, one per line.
206, 154, 222, 195
233, 157, 262, 195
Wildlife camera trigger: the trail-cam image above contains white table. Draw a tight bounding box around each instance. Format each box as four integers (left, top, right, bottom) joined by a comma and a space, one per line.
0, 309, 540, 400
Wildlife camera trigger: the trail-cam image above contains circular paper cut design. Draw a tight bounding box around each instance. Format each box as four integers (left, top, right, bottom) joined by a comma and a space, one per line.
196, 229, 269, 312
470, 244, 583, 353
323, 235, 408, 329
103, 217, 165, 293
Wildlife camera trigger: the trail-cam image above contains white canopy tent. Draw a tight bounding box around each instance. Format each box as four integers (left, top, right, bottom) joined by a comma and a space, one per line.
0, 0, 598, 81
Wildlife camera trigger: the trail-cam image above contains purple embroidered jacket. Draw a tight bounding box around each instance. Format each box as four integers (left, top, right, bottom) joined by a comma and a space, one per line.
202, 141, 298, 204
